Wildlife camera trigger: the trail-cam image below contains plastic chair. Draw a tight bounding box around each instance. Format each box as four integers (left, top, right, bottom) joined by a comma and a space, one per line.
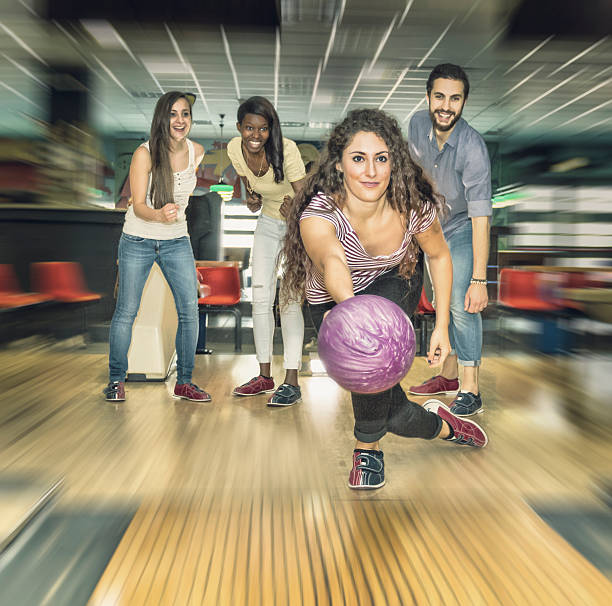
196, 262, 242, 351
413, 287, 436, 355
0, 264, 52, 309
30, 262, 101, 303
498, 268, 560, 311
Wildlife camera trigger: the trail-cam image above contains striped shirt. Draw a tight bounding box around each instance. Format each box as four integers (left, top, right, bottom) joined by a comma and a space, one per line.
300, 192, 437, 304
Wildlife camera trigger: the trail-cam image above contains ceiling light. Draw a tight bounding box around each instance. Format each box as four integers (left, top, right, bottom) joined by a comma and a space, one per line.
80, 20, 123, 49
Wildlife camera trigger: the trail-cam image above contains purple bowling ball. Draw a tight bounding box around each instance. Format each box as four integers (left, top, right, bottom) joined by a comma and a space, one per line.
318, 294, 416, 394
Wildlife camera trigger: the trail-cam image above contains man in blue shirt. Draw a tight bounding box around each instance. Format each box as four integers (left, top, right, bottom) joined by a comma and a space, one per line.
408, 63, 491, 417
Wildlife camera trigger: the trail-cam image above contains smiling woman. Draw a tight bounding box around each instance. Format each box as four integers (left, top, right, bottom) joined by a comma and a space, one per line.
226, 96, 306, 406
280, 108, 489, 490
104, 91, 211, 404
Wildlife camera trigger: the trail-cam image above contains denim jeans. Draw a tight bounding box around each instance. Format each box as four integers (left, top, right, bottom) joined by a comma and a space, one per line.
308, 263, 443, 443
109, 234, 199, 384
446, 221, 482, 366
252, 214, 304, 369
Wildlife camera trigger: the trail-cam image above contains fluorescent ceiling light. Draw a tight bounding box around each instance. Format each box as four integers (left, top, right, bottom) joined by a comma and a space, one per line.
307, 60, 323, 118
141, 57, 191, 74
379, 67, 409, 110
416, 19, 456, 69
322, 14, 338, 71
0, 21, 47, 66
553, 99, 612, 129
80, 20, 123, 48
1, 53, 47, 89
549, 36, 608, 77
368, 13, 398, 73
341, 61, 367, 115
220, 25, 241, 100
274, 27, 280, 107
503, 35, 554, 76
398, 0, 415, 28
402, 97, 425, 123
526, 76, 612, 128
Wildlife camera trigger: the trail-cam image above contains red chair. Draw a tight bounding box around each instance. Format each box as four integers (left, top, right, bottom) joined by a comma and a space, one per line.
413, 287, 436, 355
498, 268, 561, 311
196, 262, 242, 351
0, 264, 52, 309
30, 262, 101, 303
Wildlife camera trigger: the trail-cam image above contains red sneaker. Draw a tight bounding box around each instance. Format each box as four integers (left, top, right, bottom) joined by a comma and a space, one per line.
424, 399, 488, 448
173, 382, 212, 402
408, 375, 459, 396
233, 375, 275, 396
103, 381, 125, 402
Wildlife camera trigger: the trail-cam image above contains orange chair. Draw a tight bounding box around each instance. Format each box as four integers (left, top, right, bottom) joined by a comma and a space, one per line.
0, 264, 52, 309
498, 268, 561, 311
413, 287, 436, 355
30, 262, 101, 303
196, 262, 242, 351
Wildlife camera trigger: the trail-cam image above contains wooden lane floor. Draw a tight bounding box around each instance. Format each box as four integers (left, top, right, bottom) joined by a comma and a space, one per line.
0, 344, 611, 604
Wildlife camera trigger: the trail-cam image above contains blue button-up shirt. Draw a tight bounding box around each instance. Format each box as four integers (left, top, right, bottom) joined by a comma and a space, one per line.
408, 110, 491, 239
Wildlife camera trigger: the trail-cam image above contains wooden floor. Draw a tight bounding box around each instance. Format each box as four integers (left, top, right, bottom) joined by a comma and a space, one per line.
1, 340, 612, 605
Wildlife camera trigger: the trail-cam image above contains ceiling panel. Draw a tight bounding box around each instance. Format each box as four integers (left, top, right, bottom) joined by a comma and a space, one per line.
0, 0, 609, 144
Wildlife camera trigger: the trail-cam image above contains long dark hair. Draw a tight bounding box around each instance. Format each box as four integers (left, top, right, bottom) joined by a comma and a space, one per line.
237, 96, 284, 183
149, 91, 192, 209
280, 108, 444, 303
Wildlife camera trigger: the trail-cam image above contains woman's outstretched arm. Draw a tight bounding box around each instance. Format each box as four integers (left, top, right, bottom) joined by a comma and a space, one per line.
300, 216, 353, 303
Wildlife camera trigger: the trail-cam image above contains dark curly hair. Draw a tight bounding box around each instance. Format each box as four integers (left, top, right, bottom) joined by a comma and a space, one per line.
237, 96, 284, 183
280, 108, 444, 304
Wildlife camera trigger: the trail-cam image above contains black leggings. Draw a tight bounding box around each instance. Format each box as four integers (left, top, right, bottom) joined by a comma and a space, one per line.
308, 260, 443, 443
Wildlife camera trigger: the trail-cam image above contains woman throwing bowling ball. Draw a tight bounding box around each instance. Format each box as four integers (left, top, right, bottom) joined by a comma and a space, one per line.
281, 109, 488, 490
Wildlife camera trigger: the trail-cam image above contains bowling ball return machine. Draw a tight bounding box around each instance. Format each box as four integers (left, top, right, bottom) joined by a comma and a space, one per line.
126, 263, 177, 382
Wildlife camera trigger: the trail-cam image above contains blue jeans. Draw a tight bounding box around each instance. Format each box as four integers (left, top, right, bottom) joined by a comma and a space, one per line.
109, 234, 199, 383
447, 221, 482, 366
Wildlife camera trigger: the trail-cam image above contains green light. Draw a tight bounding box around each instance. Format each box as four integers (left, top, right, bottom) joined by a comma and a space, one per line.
210, 183, 234, 201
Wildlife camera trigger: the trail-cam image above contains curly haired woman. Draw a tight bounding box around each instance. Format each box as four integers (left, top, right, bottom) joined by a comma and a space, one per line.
281, 109, 488, 489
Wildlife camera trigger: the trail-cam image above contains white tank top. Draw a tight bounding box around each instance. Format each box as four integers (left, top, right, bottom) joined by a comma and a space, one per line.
123, 139, 197, 240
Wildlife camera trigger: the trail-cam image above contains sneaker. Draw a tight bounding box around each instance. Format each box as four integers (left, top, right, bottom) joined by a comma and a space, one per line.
173, 382, 212, 402
103, 381, 125, 402
423, 399, 488, 447
450, 391, 483, 417
349, 449, 385, 489
233, 375, 275, 396
408, 375, 459, 396
267, 383, 301, 407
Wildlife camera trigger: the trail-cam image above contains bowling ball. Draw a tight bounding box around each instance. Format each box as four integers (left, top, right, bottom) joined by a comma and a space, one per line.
318, 294, 416, 394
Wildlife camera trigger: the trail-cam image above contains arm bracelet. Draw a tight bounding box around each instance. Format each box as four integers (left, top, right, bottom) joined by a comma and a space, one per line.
470, 278, 487, 285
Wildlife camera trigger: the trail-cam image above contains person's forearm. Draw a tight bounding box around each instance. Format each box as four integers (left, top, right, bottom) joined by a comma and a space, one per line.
323, 256, 354, 304
471, 216, 490, 280
429, 252, 452, 329
133, 203, 162, 222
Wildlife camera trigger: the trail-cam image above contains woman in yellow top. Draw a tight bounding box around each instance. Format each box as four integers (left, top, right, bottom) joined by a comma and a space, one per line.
227, 96, 306, 405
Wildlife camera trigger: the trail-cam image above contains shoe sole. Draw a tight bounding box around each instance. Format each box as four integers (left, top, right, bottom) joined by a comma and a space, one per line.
105, 397, 125, 402
424, 400, 488, 447
452, 407, 484, 417
233, 389, 276, 397
267, 398, 302, 407
408, 388, 459, 396
348, 480, 386, 490
173, 395, 212, 402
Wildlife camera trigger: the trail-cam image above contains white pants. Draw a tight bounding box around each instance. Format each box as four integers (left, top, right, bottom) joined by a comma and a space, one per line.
251, 214, 304, 369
